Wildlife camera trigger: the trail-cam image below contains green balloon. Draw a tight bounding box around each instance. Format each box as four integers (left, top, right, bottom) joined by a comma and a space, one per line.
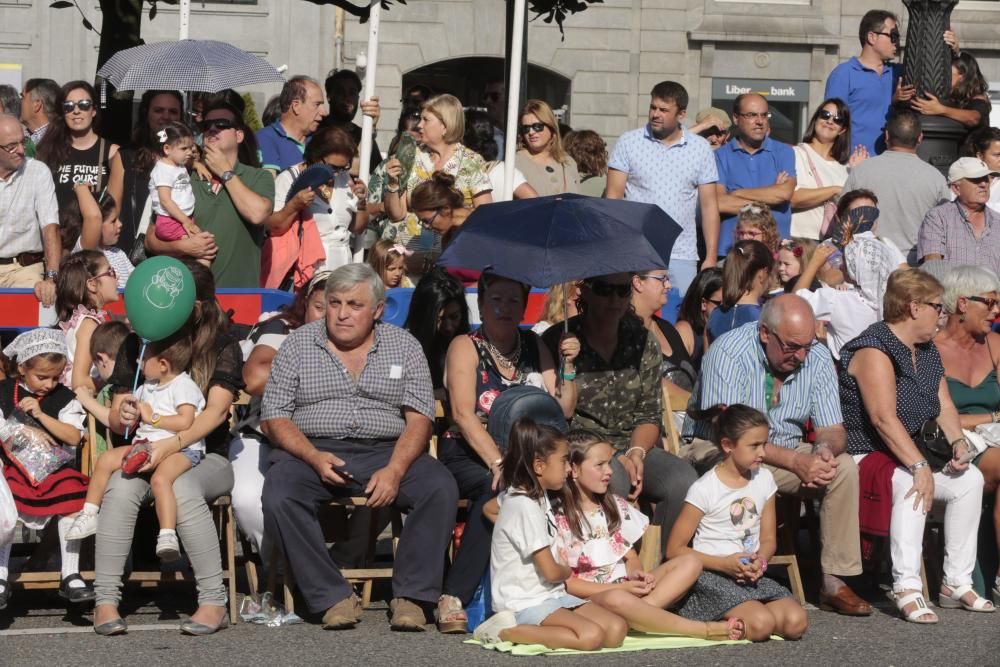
123, 257, 196, 341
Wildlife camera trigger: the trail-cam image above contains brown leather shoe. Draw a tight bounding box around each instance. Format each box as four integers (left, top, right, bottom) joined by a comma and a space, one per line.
389, 598, 427, 631
820, 583, 872, 616
322, 594, 363, 629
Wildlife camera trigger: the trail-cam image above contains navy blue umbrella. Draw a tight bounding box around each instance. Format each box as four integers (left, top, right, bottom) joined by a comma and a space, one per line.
438, 194, 683, 287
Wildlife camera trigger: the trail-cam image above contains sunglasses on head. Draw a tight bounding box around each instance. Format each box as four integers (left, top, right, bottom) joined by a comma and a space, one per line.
587, 280, 631, 298
63, 100, 94, 113
199, 117, 235, 133
519, 122, 547, 135
817, 109, 846, 127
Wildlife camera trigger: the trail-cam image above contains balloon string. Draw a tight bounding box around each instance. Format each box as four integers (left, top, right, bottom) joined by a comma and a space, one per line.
124, 339, 148, 440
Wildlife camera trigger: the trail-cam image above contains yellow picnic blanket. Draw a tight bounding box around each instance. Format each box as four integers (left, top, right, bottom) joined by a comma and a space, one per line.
465, 631, 772, 656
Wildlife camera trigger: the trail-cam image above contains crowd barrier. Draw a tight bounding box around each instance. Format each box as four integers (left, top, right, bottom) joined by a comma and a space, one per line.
0, 286, 680, 332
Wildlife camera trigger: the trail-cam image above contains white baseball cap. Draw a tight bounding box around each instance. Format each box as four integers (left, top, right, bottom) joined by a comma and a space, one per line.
947, 157, 999, 184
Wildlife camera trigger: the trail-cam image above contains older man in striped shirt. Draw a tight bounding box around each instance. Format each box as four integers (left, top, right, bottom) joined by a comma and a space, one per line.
681, 294, 870, 617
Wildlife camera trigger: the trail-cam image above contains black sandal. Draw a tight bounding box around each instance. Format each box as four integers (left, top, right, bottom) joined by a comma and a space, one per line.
0, 578, 10, 610
59, 574, 96, 604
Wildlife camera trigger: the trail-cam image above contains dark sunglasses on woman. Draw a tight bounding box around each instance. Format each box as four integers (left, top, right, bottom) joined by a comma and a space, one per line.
63, 100, 94, 113
587, 280, 631, 298
519, 122, 547, 135
817, 109, 846, 127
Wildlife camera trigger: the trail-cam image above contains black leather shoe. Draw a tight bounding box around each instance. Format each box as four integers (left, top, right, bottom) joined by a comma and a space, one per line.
58, 574, 96, 604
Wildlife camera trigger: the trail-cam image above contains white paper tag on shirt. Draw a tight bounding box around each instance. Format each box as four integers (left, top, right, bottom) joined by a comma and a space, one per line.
389, 365, 403, 379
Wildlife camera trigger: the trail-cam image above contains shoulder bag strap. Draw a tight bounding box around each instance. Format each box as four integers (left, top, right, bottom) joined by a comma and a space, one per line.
799, 144, 825, 188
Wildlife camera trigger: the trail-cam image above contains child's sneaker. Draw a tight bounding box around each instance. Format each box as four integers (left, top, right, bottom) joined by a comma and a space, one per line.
156, 531, 181, 562
65, 511, 98, 540
472, 609, 516, 644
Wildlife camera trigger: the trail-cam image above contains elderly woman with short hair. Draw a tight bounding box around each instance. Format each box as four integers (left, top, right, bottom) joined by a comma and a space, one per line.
935, 264, 1000, 601
839, 268, 992, 624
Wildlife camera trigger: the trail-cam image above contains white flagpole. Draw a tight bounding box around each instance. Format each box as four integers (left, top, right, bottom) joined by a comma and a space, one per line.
179, 0, 191, 40
501, 0, 526, 202
353, 0, 381, 262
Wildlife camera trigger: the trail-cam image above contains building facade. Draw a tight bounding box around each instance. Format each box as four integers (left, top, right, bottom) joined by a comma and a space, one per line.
3, 0, 999, 148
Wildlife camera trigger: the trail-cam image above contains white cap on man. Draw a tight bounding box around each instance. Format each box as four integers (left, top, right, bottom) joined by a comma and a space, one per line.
947, 157, 1000, 184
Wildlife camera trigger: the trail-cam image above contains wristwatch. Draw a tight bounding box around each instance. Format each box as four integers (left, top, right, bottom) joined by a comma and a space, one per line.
220, 170, 237, 183
151, 413, 161, 426
44, 270, 58, 281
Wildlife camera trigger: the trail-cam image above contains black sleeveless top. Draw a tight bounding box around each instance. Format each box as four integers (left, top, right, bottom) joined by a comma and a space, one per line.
0, 378, 75, 430
53, 139, 112, 212
653, 316, 696, 392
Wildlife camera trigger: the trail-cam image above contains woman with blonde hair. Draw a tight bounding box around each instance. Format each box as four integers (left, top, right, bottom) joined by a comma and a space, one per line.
515, 99, 580, 196
531, 282, 580, 334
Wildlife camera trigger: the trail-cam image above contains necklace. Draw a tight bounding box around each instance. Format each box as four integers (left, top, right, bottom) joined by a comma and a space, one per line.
480, 326, 522, 375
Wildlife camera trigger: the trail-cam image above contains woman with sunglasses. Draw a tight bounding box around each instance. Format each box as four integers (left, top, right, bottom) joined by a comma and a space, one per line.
36, 81, 124, 221
790, 98, 865, 240
935, 266, 1000, 602
840, 268, 992, 624
541, 272, 699, 554
674, 267, 723, 369
265, 125, 369, 273
514, 99, 580, 197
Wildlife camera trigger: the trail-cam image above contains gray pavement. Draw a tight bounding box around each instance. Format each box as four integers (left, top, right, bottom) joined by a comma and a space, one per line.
3, 591, 999, 667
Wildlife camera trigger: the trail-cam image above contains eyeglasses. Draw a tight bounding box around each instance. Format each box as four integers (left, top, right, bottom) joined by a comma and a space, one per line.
637, 274, 670, 287
418, 210, 440, 230
769, 329, 817, 355
921, 301, 945, 314
817, 109, 846, 127
587, 280, 632, 298
872, 29, 901, 45
736, 111, 772, 121
199, 117, 236, 133
0, 138, 25, 154
967, 296, 999, 310
90, 268, 117, 281
63, 99, 94, 113
519, 122, 547, 135
324, 161, 351, 176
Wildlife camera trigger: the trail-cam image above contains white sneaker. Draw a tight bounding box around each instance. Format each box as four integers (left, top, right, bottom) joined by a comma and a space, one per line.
472, 610, 517, 644
156, 532, 181, 562
65, 512, 98, 540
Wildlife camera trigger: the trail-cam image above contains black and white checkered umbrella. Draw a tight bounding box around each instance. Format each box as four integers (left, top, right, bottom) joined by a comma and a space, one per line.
97, 39, 285, 93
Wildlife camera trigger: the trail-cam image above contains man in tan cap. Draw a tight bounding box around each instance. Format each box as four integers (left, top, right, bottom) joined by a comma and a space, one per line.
690, 107, 731, 149
918, 156, 1000, 275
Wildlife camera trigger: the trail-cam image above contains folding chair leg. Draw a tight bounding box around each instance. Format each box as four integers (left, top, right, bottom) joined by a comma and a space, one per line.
225, 505, 238, 624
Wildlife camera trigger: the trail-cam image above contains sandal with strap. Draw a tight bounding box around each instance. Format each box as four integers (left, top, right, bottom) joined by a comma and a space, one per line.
435, 595, 467, 634
894, 591, 938, 624
939, 584, 996, 613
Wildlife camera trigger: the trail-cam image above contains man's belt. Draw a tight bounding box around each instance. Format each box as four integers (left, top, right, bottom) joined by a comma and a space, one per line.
0, 252, 44, 266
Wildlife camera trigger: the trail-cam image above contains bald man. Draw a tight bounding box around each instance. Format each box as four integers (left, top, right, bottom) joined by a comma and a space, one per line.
0, 113, 60, 305
682, 294, 870, 616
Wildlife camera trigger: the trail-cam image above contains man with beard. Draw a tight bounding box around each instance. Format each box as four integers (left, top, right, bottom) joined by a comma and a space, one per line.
715, 93, 796, 256
606, 81, 720, 297
319, 69, 382, 175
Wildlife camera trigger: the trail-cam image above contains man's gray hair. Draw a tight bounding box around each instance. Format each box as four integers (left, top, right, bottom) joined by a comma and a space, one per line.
325, 263, 386, 306
941, 265, 1000, 314
24, 78, 60, 121
279, 75, 320, 114
0, 85, 20, 118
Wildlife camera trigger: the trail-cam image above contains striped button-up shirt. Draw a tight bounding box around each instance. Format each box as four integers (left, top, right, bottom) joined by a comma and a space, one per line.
261, 319, 435, 440
917, 200, 1000, 276
0, 158, 59, 257
683, 322, 842, 448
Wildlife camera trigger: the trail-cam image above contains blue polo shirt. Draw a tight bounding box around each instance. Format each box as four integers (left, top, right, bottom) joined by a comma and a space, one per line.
608, 125, 718, 262
256, 121, 306, 172
824, 57, 902, 155
715, 136, 796, 255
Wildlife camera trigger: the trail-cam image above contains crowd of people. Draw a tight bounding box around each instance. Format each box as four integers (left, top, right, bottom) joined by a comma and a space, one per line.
0, 8, 999, 649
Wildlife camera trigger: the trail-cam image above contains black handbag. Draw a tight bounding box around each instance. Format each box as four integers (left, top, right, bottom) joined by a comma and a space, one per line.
916, 419, 953, 471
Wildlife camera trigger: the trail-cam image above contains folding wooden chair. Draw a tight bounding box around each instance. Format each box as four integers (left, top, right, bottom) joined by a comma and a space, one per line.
661, 386, 684, 455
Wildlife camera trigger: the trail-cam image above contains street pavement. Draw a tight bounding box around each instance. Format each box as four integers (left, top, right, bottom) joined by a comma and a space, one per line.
3, 589, 999, 667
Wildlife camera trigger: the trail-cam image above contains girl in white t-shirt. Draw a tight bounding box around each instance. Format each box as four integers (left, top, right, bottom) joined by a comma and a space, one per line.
667, 404, 807, 642
474, 419, 628, 650
149, 122, 200, 248
552, 430, 747, 641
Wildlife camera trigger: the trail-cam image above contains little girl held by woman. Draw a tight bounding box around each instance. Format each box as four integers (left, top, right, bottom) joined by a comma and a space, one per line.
65, 333, 205, 562
149, 122, 202, 259
368, 239, 414, 288
474, 418, 628, 650
666, 404, 807, 642
56, 250, 118, 391
551, 430, 746, 641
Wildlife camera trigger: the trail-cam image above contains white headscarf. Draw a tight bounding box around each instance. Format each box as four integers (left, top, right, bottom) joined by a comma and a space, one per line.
2, 329, 68, 365
844, 231, 898, 319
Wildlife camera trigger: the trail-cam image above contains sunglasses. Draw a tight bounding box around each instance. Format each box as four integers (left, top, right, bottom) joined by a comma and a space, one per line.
873, 29, 901, 45
817, 109, 846, 127
967, 295, 1000, 310
519, 122, 547, 135
90, 267, 117, 281
199, 117, 236, 133
63, 99, 94, 113
587, 280, 631, 298
324, 161, 351, 176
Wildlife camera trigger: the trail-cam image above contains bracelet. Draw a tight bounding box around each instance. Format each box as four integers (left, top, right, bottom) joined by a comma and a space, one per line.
624, 446, 646, 460
385, 185, 400, 194
561, 370, 577, 381
908, 459, 929, 473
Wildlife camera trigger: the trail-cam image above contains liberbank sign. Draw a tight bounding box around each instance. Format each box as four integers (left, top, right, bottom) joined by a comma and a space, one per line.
712, 78, 810, 103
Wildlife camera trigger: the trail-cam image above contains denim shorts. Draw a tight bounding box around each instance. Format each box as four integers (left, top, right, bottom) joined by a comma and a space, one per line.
514, 594, 588, 626
181, 449, 204, 466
